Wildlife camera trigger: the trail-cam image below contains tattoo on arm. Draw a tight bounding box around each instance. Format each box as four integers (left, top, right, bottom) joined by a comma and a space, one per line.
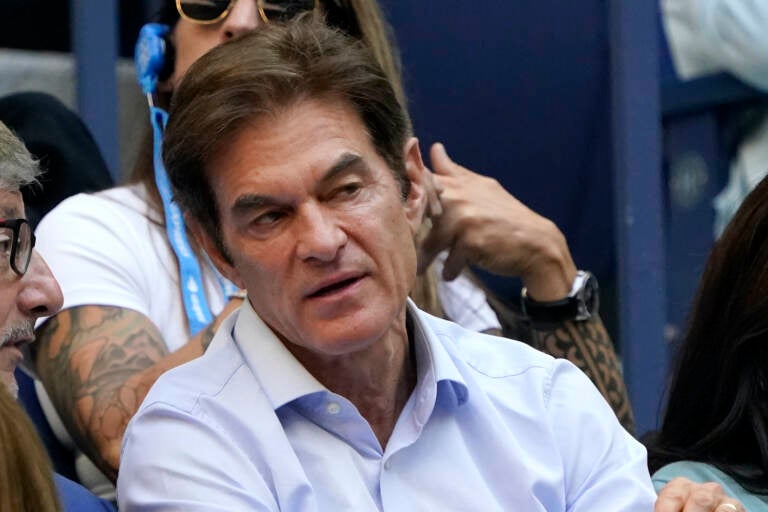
530, 317, 636, 434
35, 306, 168, 481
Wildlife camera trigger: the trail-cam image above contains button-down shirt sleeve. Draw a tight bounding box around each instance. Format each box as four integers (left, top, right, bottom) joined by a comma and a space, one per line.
118, 311, 285, 512
118, 401, 278, 512
545, 360, 655, 510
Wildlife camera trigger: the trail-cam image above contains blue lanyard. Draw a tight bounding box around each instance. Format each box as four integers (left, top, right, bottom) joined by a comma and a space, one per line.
135, 22, 237, 335
149, 106, 237, 335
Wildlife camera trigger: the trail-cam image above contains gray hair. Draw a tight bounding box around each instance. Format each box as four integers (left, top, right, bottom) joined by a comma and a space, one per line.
0, 121, 40, 191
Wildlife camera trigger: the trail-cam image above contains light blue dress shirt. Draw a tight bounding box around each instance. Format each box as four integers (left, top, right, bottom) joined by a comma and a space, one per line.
118, 301, 655, 511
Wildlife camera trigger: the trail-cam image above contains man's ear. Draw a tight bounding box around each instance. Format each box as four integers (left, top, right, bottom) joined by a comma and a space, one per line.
402, 137, 428, 235
185, 214, 246, 289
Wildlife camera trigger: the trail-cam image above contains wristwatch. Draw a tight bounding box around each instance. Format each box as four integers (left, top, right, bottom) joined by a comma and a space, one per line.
520, 270, 599, 326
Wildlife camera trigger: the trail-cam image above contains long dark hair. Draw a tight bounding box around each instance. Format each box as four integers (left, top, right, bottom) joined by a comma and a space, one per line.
646, 174, 768, 494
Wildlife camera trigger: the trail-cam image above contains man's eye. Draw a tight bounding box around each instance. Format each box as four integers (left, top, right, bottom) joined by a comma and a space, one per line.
332, 183, 362, 200
0, 235, 11, 254
253, 211, 284, 226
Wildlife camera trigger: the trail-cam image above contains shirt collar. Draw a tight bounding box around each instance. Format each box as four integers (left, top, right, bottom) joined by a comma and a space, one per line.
407, 299, 469, 408
233, 301, 326, 410
231, 298, 469, 411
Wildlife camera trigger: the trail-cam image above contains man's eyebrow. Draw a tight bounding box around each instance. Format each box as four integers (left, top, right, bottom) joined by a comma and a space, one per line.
319, 153, 368, 184
232, 194, 273, 216
0, 206, 22, 219
230, 153, 368, 215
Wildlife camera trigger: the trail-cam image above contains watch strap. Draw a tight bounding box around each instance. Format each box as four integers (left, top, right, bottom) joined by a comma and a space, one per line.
521, 290, 582, 326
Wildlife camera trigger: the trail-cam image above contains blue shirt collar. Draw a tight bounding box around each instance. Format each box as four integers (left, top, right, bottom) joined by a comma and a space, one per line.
406, 300, 469, 408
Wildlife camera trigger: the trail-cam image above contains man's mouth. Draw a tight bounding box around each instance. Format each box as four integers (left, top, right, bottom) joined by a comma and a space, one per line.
306, 274, 366, 299
0, 337, 32, 350
0, 341, 28, 372
0, 325, 35, 350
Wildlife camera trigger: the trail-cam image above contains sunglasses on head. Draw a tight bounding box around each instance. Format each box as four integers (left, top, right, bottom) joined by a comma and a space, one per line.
176, 0, 319, 25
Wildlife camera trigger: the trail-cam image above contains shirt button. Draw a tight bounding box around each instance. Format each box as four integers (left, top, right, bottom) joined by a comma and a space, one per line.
326, 402, 341, 415
384, 460, 392, 470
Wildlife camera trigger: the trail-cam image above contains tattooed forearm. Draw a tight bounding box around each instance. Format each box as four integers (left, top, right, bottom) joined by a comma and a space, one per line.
35, 306, 168, 481
530, 317, 636, 434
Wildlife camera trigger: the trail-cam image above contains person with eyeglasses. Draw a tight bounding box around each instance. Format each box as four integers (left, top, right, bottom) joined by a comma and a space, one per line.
0, 132, 60, 403
0, 121, 114, 511
29, 0, 630, 492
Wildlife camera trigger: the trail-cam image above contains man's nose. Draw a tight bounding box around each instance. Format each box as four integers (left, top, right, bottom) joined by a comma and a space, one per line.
222, 0, 262, 40
295, 206, 348, 263
18, 250, 63, 318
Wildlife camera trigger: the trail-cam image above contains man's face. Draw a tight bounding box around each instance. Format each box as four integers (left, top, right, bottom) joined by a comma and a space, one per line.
199, 98, 426, 357
0, 190, 63, 397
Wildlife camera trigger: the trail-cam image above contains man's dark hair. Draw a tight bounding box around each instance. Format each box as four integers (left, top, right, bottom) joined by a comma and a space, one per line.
163, 17, 411, 254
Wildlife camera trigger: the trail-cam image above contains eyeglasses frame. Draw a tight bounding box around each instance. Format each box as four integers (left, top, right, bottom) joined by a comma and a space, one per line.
175, 0, 320, 26
0, 218, 35, 276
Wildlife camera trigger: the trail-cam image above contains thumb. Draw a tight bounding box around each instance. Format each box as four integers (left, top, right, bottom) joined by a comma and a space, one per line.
430, 142, 461, 177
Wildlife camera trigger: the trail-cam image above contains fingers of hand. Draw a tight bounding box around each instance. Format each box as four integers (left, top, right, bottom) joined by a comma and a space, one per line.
417, 196, 458, 274
441, 244, 468, 282
657, 479, 742, 512
417, 228, 449, 275
714, 502, 743, 512
423, 170, 444, 218
655, 478, 696, 512
682, 482, 731, 512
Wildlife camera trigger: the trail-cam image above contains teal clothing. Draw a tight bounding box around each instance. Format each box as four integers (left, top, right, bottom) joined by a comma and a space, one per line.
653, 461, 768, 511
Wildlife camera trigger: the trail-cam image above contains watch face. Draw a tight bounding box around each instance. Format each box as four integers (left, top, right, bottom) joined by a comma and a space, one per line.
576, 273, 599, 321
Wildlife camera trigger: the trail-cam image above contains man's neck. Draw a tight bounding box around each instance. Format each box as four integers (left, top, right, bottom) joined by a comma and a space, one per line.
284, 309, 417, 449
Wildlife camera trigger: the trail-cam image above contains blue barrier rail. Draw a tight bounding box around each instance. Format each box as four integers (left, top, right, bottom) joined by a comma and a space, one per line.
609, 0, 668, 434
71, 0, 120, 180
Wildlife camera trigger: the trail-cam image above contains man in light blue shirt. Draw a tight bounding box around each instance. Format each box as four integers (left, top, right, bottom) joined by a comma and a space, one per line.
117, 20, 731, 512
